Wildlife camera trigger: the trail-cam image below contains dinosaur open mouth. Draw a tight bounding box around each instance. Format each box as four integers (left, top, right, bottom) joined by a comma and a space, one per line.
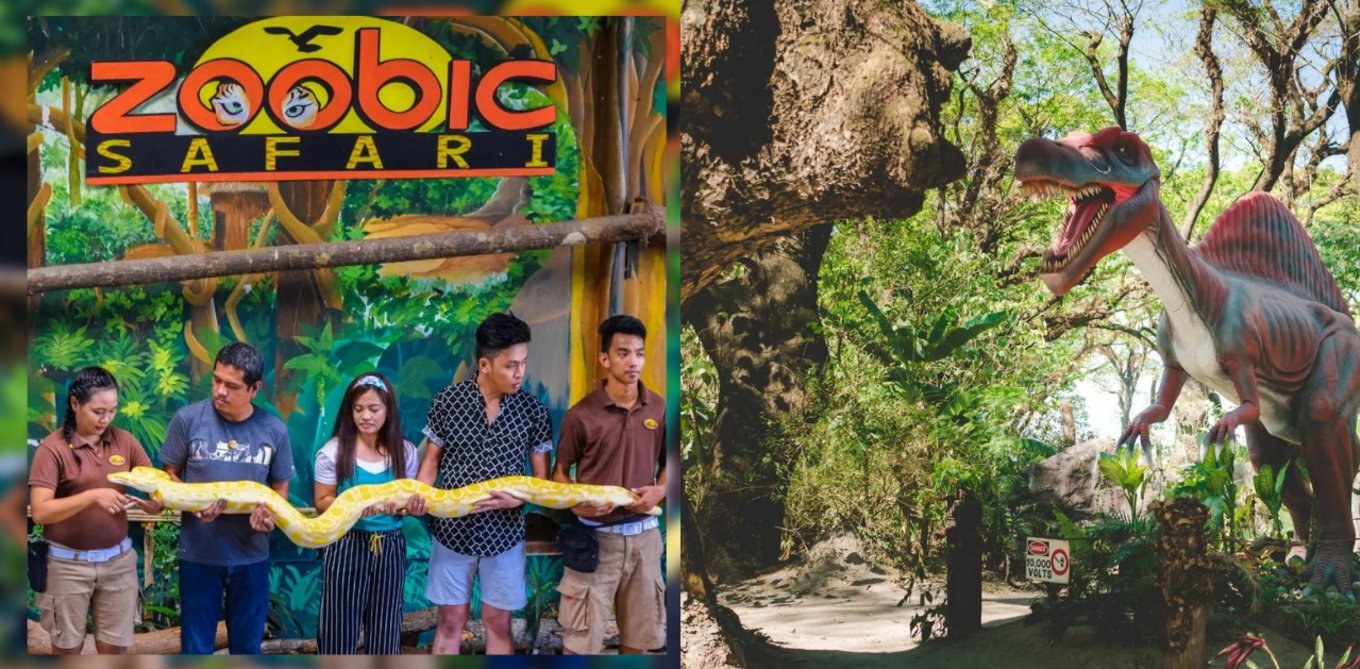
1018, 180, 1116, 273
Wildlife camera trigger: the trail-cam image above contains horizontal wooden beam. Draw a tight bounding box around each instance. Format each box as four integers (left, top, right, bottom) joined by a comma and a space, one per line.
28, 205, 665, 294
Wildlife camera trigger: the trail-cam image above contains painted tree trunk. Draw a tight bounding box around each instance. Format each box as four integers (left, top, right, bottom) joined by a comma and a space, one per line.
274, 180, 340, 418
1152, 497, 1211, 669
27, 129, 44, 312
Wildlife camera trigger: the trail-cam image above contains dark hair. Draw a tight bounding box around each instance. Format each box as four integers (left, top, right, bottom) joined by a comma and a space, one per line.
330, 372, 407, 485
599, 314, 646, 352
62, 366, 119, 443
215, 342, 264, 387
475, 313, 532, 362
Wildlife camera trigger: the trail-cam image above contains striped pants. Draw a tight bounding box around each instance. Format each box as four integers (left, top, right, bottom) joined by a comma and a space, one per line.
317, 528, 406, 654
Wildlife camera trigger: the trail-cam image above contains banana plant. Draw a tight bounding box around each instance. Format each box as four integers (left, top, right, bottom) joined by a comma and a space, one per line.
1098, 450, 1149, 520
1170, 442, 1239, 548
856, 289, 1007, 406
1253, 461, 1291, 539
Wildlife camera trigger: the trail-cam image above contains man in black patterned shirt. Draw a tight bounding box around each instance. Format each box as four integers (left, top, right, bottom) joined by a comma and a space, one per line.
416, 313, 552, 655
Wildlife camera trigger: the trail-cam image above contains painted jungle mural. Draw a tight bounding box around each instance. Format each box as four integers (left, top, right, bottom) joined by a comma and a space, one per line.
26, 14, 669, 649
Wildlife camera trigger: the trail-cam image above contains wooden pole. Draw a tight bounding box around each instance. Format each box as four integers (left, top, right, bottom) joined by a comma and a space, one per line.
945, 491, 983, 637
1152, 496, 1211, 669
28, 205, 666, 294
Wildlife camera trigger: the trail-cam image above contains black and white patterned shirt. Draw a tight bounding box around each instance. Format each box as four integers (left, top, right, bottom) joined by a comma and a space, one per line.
424, 377, 553, 556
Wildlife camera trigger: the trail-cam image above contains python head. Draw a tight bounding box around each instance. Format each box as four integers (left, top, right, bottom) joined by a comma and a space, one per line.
107, 466, 172, 495
1013, 127, 1161, 296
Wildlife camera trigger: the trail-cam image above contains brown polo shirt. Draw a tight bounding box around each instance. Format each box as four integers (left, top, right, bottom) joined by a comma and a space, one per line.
28, 427, 152, 550
557, 380, 666, 523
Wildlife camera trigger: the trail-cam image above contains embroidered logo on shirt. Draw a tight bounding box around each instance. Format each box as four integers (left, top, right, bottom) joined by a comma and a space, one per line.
644, 418, 659, 430
109, 454, 126, 466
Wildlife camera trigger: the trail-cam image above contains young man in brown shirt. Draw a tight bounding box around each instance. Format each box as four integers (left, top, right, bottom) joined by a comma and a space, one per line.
552, 314, 667, 655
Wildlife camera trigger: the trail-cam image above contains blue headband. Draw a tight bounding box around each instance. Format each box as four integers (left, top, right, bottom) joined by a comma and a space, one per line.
355, 375, 387, 391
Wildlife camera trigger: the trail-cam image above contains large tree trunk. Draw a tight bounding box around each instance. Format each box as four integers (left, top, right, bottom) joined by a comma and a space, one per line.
684, 224, 832, 577
681, 0, 969, 301
680, 3, 970, 664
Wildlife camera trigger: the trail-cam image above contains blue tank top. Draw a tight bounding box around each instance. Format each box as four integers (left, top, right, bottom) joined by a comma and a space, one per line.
338, 460, 401, 533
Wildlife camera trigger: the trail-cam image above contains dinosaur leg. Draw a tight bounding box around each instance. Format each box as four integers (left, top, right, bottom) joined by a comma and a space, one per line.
1298, 335, 1360, 597
1244, 422, 1312, 543
1297, 416, 1358, 596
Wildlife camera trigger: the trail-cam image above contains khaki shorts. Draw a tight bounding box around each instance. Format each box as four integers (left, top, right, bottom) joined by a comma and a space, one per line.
37, 546, 140, 650
556, 528, 665, 654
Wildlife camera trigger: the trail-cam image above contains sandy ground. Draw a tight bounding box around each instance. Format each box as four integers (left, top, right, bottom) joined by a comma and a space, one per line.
717, 533, 1033, 653
686, 532, 1320, 668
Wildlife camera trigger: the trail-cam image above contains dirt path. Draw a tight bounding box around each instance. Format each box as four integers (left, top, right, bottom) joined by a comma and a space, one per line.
716, 532, 1033, 653
697, 533, 1318, 668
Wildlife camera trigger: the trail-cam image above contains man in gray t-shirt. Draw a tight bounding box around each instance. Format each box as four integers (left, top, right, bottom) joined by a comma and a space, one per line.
159, 343, 293, 655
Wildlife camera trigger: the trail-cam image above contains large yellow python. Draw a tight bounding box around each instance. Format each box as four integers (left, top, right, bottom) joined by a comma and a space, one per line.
108, 467, 660, 549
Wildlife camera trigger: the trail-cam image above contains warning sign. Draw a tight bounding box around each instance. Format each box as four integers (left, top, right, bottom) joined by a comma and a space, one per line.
1025, 537, 1070, 584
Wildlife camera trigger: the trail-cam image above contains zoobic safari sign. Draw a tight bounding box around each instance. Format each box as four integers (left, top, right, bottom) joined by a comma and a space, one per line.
84, 17, 557, 185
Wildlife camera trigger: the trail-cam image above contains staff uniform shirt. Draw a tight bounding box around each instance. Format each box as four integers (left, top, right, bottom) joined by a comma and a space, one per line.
556, 380, 666, 524
28, 427, 152, 550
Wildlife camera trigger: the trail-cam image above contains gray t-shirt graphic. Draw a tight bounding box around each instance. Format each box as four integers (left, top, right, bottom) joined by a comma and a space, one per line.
159, 399, 294, 566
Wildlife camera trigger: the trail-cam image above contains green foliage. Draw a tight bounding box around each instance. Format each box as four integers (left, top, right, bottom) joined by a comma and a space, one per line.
1098, 450, 1149, 520
1170, 443, 1243, 548
1253, 462, 1291, 539
1029, 509, 1158, 637
137, 521, 183, 631
859, 290, 1009, 366
680, 327, 718, 509
523, 556, 564, 643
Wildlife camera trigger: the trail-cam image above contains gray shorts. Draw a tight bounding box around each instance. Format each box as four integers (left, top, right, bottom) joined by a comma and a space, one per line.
425, 540, 527, 611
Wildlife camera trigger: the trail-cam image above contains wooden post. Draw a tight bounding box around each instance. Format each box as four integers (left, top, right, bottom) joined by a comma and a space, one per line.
142, 521, 153, 588
28, 206, 665, 294
946, 491, 983, 637
1152, 496, 1211, 669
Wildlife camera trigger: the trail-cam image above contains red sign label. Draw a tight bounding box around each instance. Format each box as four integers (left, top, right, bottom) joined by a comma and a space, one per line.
1028, 540, 1049, 556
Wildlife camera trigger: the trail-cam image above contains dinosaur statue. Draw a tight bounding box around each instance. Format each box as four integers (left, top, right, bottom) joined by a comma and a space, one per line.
1013, 127, 1360, 597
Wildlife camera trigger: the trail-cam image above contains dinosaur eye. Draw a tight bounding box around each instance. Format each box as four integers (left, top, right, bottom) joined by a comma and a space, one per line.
1115, 143, 1135, 164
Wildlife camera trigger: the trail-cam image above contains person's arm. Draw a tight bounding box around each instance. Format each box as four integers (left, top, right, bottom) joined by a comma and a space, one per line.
531, 451, 550, 480
555, 412, 613, 518
250, 477, 290, 532
551, 457, 573, 485
416, 437, 441, 485
629, 462, 665, 513
417, 393, 450, 486
30, 486, 129, 525
314, 482, 338, 513
530, 404, 553, 480
629, 415, 667, 513
314, 445, 338, 513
